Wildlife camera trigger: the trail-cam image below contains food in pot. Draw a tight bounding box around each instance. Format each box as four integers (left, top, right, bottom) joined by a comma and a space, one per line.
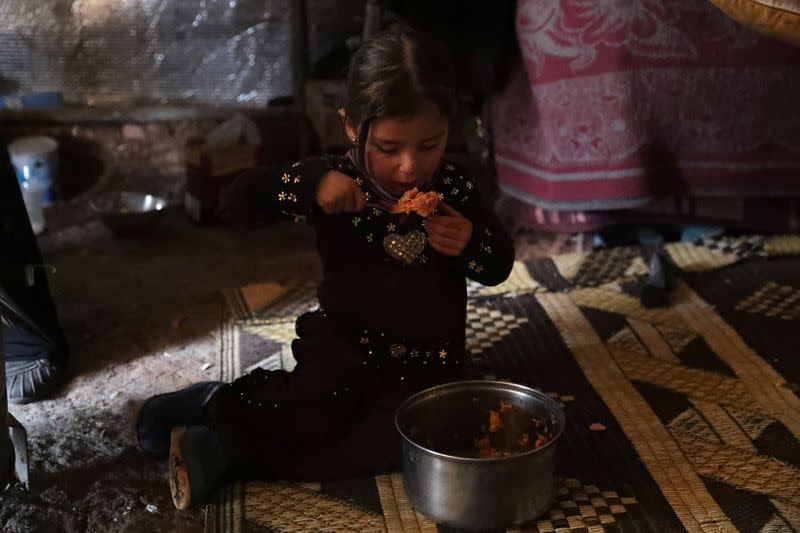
475, 402, 553, 458
404, 398, 557, 459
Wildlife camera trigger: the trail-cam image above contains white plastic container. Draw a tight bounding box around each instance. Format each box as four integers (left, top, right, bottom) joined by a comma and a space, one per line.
7, 136, 59, 206
20, 180, 46, 235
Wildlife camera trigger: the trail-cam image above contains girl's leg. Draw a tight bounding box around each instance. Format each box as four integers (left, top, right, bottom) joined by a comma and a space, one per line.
133, 286, 332, 460
146, 311, 357, 509
202, 324, 367, 479
134, 381, 223, 458
263, 377, 444, 482
266, 404, 402, 482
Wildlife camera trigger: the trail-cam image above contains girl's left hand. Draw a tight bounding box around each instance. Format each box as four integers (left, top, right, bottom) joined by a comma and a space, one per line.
424, 203, 473, 256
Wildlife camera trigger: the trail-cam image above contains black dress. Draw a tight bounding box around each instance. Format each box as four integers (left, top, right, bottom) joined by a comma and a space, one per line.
206, 155, 514, 481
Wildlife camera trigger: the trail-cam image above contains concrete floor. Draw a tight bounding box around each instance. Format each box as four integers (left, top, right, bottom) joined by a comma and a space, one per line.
1, 207, 571, 533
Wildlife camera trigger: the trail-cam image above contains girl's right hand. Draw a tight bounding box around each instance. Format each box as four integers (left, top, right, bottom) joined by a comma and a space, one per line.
316, 171, 367, 214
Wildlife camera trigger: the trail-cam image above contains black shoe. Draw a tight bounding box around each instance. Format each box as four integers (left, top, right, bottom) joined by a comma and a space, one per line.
2, 282, 69, 405
5, 357, 64, 404
169, 425, 231, 510
134, 381, 223, 458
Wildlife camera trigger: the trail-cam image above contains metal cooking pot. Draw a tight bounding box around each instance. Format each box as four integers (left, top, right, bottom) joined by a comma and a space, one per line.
89, 191, 167, 234
395, 380, 566, 531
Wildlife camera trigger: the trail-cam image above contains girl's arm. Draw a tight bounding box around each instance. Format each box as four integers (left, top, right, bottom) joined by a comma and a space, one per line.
225, 157, 337, 222
427, 161, 515, 286
221, 156, 362, 223
457, 190, 515, 287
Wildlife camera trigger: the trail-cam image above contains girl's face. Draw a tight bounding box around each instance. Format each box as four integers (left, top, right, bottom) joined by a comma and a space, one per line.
345, 102, 449, 196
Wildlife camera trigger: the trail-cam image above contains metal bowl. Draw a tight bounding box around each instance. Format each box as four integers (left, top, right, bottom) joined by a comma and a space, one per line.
396, 381, 566, 531
89, 191, 167, 234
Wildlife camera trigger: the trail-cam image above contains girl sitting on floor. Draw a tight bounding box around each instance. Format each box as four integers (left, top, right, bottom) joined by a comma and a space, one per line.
134, 28, 515, 510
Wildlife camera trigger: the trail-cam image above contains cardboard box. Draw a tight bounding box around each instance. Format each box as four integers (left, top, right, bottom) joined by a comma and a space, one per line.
184, 137, 261, 224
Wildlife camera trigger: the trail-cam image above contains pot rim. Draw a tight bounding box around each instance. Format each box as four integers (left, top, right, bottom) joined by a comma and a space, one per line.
88, 191, 167, 215
395, 380, 566, 464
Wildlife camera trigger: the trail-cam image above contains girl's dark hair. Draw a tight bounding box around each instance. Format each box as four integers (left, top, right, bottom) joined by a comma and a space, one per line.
343, 29, 456, 175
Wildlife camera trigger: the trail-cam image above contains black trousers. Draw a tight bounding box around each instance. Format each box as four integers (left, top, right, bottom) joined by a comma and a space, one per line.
0, 148, 67, 370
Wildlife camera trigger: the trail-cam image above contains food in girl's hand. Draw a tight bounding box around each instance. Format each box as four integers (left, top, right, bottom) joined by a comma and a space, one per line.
475, 402, 553, 458
392, 188, 440, 217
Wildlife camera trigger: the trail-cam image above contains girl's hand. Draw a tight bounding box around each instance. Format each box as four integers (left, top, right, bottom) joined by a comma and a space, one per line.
424, 203, 473, 256
316, 171, 367, 214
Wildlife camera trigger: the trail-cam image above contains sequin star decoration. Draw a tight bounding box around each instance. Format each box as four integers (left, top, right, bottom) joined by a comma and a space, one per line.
466, 181, 474, 189
372, 208, 381, 217
356, 178, 364, 186
475, 265, 484, 273
281, 173, 291, 184
438, 349, 447, 359
444, 177, 452, 185
468, 260, 478, 270
366, 233, 374, 243
481, 244, 493, 254
352, 216, 361, 227
278, 191, 287, 201
445, 164, 455, 171
360, 336, 370, 344
437, 193, 445, 201
387, 223, 396, 232
451, 188, 459, 196
484, 228, 492, 236
293, 176, 301, 183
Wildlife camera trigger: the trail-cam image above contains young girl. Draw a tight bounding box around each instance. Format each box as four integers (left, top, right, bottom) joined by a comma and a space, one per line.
134, 29, 515, 510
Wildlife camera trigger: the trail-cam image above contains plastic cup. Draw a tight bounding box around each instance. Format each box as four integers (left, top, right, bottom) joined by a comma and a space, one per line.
7, 136, 59, 206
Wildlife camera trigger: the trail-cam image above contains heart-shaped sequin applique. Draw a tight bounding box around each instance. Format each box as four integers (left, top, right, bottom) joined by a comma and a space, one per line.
383, 230, 426, 265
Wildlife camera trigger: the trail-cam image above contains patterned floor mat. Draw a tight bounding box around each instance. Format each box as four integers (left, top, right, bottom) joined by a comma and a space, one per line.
210, 238, 800, 533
